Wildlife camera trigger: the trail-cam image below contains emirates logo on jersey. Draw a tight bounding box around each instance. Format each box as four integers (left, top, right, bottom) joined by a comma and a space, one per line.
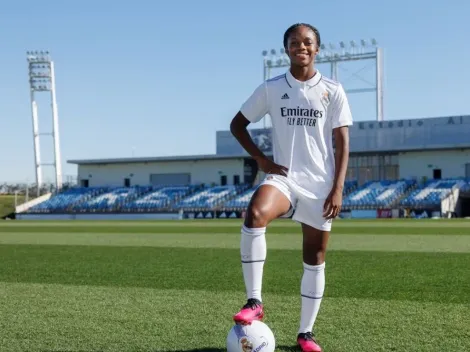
280, 106, 324, 127
280, 107, 323, 118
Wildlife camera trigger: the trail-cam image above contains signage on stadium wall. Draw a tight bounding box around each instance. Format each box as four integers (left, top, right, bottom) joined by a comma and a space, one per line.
184, 210, 244, 219
401, 208, 441, 219
216, 115, 470, 156
357, 115, 467, 130
350, 210, 377, 219
16, 213, 183, 221
249, 129, 272, 153
377, 209, 392, 218
409, 209, 441, 219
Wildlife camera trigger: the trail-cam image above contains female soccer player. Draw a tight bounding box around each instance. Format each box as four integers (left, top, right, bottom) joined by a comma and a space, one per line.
229, 23, 352, 352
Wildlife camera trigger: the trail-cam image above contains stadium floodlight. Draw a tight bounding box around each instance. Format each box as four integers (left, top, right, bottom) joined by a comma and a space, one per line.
261, 37, 384, 127
26, 50, 63, 191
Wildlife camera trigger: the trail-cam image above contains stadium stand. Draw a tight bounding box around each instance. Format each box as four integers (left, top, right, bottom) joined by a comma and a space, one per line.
400, 178, 468, 208
223, 180, 357, 211
122, 185, 197, 212
23, 178, 470, 215
343, 180, 358, 195
71, 186, 153, 213
460, 181, 470, 193
222, 187, 256, 210
342, 179, 416, 209
28, 187, 109, 213
175, 184, 250, 211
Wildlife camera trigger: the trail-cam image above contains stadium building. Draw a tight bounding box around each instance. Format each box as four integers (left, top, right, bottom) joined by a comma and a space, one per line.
15, 114, 470, 220
70, 115, 470, 187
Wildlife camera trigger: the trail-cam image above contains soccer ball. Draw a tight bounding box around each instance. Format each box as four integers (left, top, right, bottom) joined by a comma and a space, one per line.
226, 320, 275, 352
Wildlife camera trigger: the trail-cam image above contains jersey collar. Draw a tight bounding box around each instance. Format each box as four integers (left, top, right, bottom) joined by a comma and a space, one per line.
285, 69, 322, 88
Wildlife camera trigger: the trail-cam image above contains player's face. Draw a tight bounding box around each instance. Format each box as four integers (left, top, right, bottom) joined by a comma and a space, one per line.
286, 26, 318, 67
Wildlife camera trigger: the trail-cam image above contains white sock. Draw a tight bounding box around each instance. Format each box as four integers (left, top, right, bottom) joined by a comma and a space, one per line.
240, 225, 267, 302
299, 262, 325, 334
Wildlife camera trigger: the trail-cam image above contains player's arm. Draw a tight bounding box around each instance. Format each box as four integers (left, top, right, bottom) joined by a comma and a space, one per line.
230, 112, 266, 160
331, 126, 350, 193
324, 84, 353, 219
230, 83, 287, 176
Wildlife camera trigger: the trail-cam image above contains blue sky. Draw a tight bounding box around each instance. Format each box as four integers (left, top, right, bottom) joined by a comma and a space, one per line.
1, 0, 469, 183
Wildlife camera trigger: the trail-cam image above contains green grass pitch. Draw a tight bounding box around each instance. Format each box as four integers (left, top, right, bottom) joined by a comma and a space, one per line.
0, 219, 469, 351
0, 195, 25, 218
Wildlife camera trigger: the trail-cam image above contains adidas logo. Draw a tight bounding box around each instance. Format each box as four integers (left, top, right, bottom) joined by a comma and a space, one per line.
281, 93, 289, 99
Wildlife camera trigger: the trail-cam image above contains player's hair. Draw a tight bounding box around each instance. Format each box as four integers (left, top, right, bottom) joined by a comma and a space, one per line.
283, 23, 321, 49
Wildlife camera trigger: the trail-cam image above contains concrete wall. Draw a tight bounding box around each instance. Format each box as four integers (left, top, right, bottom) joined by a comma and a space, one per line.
398, 149, 470, 180
16, 193, 52, 213
77, 159, 245, 187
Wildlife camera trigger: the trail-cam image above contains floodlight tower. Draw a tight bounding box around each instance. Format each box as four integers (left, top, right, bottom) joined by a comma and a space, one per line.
26, 50, 63, 191
262, 38, 384, 128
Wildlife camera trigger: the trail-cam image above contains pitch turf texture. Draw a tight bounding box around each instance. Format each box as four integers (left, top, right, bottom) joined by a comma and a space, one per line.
0, 219, 469, 352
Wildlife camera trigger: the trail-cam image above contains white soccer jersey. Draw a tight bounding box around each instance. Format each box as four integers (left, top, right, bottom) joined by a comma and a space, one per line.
240, 70, 353, 199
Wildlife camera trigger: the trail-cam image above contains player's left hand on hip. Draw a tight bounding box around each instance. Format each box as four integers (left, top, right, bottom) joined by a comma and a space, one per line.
323, 189, 343, 220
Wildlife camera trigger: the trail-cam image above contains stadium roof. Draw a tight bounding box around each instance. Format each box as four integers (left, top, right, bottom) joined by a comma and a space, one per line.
67, 153, 263, 165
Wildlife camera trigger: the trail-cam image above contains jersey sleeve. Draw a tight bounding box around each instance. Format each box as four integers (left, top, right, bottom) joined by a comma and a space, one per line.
239, 82, 269, 123
330, 84, 353, 129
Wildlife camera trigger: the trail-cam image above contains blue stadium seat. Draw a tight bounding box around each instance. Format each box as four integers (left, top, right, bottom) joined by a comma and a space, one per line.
28, 178, 469, 214
343, 180, 358, 196
175, 184, 249, 210
222, 180, 358, 211
343, 179, 416, 209
28, 187, 109, 213
71, 186, 153, 213
222, 187, 256, 210
460, 180, 470, 193
122, 185, 196, 212
400, 178, 468, 208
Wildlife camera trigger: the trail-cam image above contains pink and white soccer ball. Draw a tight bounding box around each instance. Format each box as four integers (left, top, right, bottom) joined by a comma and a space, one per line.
226, 320, 275, 352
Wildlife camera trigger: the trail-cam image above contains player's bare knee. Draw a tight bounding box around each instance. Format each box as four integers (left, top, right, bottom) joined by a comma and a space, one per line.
303, 247, 326, 266
303, 234, 328, 265
245, 204, 271, 228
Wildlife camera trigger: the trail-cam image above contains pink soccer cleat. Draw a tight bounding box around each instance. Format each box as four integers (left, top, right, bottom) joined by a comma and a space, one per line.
233, 298, 264, 325
297, 332, 322, 352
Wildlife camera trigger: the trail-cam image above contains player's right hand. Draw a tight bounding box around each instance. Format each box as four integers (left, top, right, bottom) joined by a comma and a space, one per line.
255, 156, 289, 177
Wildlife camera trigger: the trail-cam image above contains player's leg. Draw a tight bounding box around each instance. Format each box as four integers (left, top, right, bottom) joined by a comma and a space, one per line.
234, 180, 293, 325
292, 199, 332, 352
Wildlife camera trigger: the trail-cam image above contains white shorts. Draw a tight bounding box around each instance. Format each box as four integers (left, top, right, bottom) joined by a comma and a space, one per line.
259, 174, 332, 232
